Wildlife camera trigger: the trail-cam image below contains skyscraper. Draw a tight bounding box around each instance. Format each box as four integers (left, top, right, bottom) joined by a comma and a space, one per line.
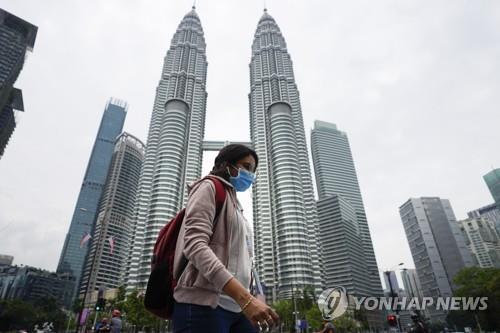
468, 203, 500, 236
401, 268, 424, 299
399, 197, 475, 322
57, 100, 126, 300
383, 270, 400, 293
0, 9, 37, 158
311, 121, 383, 296
458, 217, 500, 268
80, 133, 144, 297
484, 168, 500, 206
126, 7, 208, 290
317, 195, 368, 295
248, 9, 322, 300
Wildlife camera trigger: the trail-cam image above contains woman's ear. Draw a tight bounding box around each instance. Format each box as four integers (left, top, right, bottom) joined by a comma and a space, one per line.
225, 162, 238, 177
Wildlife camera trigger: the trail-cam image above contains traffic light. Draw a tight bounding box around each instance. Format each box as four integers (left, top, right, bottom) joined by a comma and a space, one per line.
387, 314, 398, 327
95, 297, 105, 312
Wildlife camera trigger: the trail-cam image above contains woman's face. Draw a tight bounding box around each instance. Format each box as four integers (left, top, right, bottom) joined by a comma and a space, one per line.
228, 154, 256, 177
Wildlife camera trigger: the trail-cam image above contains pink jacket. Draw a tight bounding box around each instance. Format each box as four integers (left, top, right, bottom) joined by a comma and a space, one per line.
173, 175, 240, 308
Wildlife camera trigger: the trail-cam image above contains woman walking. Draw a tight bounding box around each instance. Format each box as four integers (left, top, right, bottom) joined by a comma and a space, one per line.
172, 144, 279, 333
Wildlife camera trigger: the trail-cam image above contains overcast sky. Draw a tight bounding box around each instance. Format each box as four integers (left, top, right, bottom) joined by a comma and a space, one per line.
1, 0, 499, 288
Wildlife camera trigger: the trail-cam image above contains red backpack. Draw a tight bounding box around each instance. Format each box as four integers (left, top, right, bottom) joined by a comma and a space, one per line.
144, 176, 227, 319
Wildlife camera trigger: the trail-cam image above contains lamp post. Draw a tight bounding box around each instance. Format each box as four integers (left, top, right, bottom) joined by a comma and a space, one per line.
292, 284, 299, 333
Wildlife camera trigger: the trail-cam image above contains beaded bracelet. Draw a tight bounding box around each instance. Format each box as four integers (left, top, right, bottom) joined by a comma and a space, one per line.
241, 295, 254, 311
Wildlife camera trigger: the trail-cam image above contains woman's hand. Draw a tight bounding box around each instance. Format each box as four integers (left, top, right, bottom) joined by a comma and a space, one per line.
242, 296, 280, 330
222, 277, 280, 330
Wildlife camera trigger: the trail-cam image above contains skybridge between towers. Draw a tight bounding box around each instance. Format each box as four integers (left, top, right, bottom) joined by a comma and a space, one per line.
202, 140, 252, 151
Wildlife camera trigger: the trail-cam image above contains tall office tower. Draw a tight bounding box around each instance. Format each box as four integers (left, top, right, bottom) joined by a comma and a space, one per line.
80, 133, 145, 297
383, 270, 400, 293
248, 9, 322, 300
126, 7, 208, 290
57, 100, 126, 300
401, 269, 424, 299
399, 198, 475, 322
458, 217, 500, 268
484, 168, 500, 206
468, 203, 500, 236
0, 9, 37, 158
311, 121, 383, 296
317, 195, 369, 295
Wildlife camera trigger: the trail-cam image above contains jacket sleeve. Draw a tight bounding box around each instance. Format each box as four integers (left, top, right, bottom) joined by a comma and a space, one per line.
182, 180, 233, 291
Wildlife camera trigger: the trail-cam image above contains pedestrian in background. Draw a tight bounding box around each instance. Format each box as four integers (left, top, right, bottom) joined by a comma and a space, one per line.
110, 310, 122, 333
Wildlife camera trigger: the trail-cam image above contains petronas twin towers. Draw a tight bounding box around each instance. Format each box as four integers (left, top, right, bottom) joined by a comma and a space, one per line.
126, 7, 322, 300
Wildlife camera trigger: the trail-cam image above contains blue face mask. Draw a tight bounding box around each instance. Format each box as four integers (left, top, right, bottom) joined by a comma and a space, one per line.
228, 165, 256, 192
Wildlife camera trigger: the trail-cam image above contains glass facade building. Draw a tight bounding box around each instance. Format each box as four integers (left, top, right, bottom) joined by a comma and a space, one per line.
57, 100, 126, 301
311, 121, 383, 297
0, 9, 37, 158
0, 264, 74, 308
317, 195, 369, 295
80, 133, 144, 297
484, 168, 500, 206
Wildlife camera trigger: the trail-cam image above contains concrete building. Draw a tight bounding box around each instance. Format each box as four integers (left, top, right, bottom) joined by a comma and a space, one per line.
0, 255, 14, 266
57, 99, 126, 302
458, 217, 500, 268
80, 133, 144, 298
399, 197, 475, 323
311, 121, 382, 297
248, 9, 322, 300
0, 264, 74, 308
0, 9, 37, 158
126, 7, 209, 290
401, 268, 424, 300
469, 203, 500, 238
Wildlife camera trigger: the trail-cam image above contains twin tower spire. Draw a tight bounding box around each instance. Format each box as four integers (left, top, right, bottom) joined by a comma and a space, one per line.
126, 7, 322, 301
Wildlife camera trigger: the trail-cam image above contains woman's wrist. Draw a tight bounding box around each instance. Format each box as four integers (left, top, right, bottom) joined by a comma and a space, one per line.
222, 277, 254, 307
241, 295, 254, 311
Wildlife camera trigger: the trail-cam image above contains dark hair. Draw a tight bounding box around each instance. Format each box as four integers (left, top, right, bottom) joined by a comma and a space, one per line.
210, 144, 258, 181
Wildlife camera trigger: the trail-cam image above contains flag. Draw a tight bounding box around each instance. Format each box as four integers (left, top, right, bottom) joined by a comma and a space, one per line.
108, 236, 114, 255
80, 308, 90, 325
79, 233, 91, 248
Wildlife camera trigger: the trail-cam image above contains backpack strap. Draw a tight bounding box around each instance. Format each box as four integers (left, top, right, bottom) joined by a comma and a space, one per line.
205, 176, 227, 222
175, 176, 227, 280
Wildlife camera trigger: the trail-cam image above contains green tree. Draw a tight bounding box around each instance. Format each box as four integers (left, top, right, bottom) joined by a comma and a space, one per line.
0, 299, 38, 331
305, 305, 323, 332
122, 289, 165, 331
273, 299, 294, 331
108, 285, 126, 312
353, 307, 369, 330
333, 313, 358, 333
33, 297, 68, 330
450, 267, 500, 331
297, 285, 315, 312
